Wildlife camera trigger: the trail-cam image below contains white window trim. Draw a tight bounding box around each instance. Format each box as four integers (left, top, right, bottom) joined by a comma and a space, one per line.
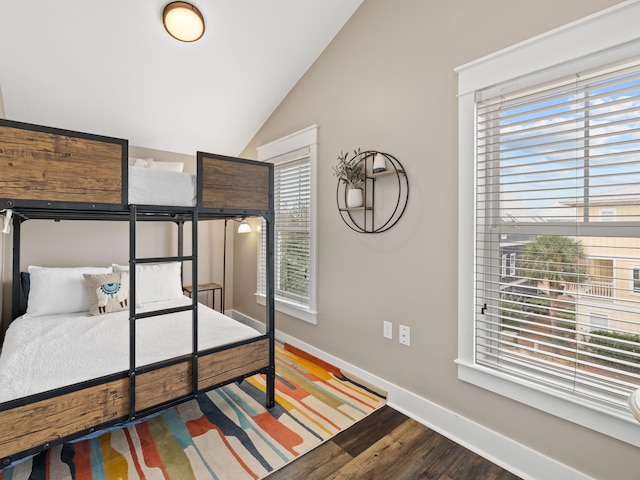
456, 1, 640, 447
509, 252, 516, 277
256, 125, 319, 324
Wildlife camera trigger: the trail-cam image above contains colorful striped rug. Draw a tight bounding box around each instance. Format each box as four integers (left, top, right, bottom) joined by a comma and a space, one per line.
0, 344, 386, 479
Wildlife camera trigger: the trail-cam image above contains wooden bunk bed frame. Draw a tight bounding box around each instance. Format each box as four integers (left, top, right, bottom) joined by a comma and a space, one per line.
0, 118, 275, 468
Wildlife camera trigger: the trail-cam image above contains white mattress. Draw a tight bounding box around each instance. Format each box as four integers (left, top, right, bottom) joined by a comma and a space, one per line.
0, 297, 261, 402
128, 167, 197, 206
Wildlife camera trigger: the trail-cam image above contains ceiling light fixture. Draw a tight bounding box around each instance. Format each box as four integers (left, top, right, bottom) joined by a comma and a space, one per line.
163, 2, 205, 42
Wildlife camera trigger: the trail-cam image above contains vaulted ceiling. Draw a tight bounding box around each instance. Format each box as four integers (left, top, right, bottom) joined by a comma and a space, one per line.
0, 1, 362, 156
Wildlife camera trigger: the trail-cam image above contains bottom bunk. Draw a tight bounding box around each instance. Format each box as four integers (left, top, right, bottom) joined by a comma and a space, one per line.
0, 336, 272, 468
0, 289, 274, 468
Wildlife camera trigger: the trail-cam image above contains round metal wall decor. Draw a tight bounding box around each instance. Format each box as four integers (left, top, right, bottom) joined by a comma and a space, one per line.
335, 150, 408, 233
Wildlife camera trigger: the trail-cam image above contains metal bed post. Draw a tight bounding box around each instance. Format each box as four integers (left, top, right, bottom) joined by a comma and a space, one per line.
191, 208, 199, 398
266, 212, 276, 408
128, 204, 137, 421
11, 214, 21, 321
266, 162, 276, 409
177, 219, 184, 288
222, 218, 227, 314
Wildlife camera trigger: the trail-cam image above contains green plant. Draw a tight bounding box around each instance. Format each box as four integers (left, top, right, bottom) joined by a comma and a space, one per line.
333, 149, 364, 189
588, 330, 640, 373
499, 300, 525, 332
520, 235, 590, 297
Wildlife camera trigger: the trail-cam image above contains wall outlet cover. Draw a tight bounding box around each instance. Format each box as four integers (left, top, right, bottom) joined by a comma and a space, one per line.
383, 321, 393, 339
399, 324, 410, 346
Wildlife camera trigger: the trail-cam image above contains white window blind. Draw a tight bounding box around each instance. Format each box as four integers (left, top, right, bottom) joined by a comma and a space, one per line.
475, 59, 640, 411
258, 152, 311, 309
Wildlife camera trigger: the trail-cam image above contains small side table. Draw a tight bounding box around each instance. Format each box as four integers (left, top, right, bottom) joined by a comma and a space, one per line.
183, 283, 223, 312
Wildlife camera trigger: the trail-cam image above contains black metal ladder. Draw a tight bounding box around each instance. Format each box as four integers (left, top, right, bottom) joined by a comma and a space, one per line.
127, 204, 198, 421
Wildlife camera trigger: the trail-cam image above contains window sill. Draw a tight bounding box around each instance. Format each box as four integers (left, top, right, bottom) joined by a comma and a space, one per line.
256, 293, 317, 324
455, 359, 640, 447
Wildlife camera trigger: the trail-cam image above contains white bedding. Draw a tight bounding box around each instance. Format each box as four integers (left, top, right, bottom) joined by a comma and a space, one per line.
128, 167, 197, 206
0, 297, 261, 402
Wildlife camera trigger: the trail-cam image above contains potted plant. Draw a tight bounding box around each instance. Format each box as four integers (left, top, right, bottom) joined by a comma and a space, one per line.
333, 149, 365, 207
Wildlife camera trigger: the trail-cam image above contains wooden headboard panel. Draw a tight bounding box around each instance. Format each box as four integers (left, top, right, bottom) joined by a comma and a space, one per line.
0, 119, 127, 207
198, 152, 273, 212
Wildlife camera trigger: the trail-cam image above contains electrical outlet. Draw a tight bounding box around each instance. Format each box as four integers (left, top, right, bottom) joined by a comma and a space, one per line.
399, 325, 410, 346
383, 321, 393, 339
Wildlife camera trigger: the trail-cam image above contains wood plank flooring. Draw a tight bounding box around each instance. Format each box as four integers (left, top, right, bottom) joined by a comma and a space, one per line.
265, 405, 522, 480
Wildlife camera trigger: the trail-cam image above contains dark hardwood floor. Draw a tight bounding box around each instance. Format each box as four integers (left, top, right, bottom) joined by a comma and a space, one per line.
265, 405, 522, 480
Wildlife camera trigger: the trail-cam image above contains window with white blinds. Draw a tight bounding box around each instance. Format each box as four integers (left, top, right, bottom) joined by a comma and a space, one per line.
475, 58, 640, 412
258, 154, 311, 306
256, 125, 318, 324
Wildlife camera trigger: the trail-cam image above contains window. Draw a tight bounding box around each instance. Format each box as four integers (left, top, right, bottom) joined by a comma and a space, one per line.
457, 2, 640, 446
600, 208, 617, 221
590, 312, 610, 330
475, 57, 640, 411
585, 258, 614, 300
256, 126, 318, 324
633, 268, 640, 294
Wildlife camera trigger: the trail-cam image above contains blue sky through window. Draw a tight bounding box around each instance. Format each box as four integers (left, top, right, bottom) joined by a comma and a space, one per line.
492, 68, 640, 216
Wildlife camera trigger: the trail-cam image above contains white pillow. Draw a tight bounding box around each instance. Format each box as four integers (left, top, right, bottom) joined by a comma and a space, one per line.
113, 262, 183, 305
128, 157, 154, 168
147, 161, 184, 172
26, 266, 113, 316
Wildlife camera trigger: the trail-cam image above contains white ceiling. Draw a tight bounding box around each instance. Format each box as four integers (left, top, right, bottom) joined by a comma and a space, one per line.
0, 1, 362, 156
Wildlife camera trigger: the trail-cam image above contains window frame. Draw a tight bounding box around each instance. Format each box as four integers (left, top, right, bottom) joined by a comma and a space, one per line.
256, 125, 319, 324
632, 267, 640, 295
456, 2, 640, 447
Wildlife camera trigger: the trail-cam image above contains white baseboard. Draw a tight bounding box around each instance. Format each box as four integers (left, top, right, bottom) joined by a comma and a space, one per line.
228, 309, 594, 480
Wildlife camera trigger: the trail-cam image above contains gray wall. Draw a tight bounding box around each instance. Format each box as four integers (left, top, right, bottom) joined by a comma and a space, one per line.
235, 1, 640, 479
0, 84, 5, 118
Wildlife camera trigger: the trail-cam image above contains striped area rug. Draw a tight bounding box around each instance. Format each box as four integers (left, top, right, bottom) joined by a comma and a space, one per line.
0, 344, 386, 479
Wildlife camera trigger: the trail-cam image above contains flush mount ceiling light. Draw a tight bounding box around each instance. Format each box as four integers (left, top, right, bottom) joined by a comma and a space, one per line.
163, 2, 205, 42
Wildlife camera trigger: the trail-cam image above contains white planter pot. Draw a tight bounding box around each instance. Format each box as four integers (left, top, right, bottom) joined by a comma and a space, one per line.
347, 188, 363, 208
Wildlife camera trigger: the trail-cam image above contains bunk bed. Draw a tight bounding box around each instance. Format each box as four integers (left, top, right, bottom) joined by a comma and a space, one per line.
0, 118, 275, 468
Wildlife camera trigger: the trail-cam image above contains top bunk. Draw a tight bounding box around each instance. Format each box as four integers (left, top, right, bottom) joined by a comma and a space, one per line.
0, 118, 273, 221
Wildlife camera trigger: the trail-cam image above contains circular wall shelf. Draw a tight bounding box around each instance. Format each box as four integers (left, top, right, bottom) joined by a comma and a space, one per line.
336, 150, 409, 233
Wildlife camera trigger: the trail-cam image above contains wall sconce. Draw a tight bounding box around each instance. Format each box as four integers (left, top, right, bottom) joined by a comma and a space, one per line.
163, 2, 205, 42
237, 219, 251, 233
